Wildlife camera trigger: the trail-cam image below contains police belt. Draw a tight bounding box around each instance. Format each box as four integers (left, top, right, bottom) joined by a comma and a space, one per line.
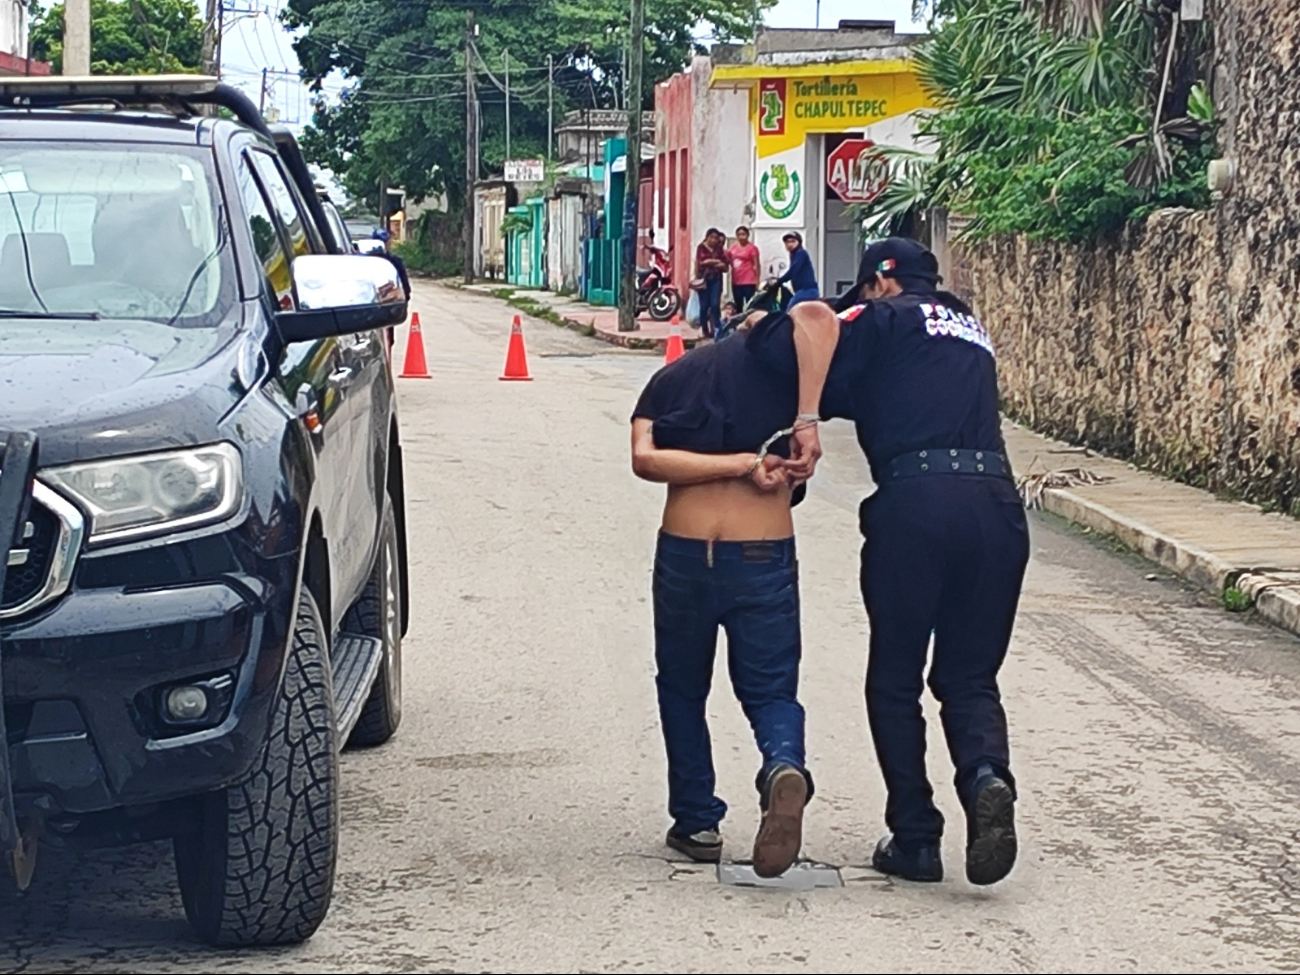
886, 448, 1014, 482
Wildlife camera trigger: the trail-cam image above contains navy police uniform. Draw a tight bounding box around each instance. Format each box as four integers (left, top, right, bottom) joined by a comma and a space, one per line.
823, 239, 1028, 885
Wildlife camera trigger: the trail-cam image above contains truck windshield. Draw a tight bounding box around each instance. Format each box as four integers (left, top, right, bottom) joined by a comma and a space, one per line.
0, 143, 232, 326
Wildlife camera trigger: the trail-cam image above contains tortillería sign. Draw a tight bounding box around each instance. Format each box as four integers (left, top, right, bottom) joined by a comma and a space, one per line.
790, 78, 889, 121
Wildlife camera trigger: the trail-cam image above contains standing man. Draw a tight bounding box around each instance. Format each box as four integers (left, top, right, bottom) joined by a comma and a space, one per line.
694, 228, 728, 339
774, 232, 819, 308
822, 237, 1028, 887
727, 226, 762, 312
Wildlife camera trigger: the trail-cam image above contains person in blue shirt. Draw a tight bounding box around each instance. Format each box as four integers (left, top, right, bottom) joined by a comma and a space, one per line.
775, 231, 819, 308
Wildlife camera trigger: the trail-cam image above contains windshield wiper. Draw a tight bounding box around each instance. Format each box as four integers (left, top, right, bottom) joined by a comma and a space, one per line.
0, 310, 102, 321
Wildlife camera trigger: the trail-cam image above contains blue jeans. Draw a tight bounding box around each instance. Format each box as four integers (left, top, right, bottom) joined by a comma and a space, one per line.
699, 277, 723, 337
652, 533, 810, 834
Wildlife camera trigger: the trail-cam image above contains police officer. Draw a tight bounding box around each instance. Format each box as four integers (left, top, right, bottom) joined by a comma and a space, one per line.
822, 238, 1029, 886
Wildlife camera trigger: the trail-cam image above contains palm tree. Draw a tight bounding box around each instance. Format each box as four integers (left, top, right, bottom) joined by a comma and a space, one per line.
859, 0, 1213, 242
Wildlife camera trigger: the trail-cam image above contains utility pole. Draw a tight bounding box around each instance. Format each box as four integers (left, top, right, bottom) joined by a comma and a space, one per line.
259, 67, 269, 113
202, 0, 220, 76
63, 0, 91, 75
617, 0, 645, 332
463, 11, 477, 285
547, 54, 554, 161
504, 49, 511, 163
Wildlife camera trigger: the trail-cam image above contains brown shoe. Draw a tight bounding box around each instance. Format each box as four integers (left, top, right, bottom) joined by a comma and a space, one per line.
752, 765, 808, 878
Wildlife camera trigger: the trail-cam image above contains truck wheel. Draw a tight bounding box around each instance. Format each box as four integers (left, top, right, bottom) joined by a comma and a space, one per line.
174, 588, 339, 947
345, 498, 403, 747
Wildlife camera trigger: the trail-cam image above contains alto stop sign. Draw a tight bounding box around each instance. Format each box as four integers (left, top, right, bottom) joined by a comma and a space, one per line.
827, 139, 889, 204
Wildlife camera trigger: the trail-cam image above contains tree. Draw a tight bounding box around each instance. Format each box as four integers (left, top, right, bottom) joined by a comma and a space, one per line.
860, 0, 1216, 242
285, 0, 773, 211
29, 0, 205, 75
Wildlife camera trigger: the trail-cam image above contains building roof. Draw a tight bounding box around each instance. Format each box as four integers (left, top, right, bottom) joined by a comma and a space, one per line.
709, 22, 922, 86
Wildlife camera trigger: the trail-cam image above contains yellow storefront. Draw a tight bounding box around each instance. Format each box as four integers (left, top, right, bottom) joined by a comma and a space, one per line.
711, 58, 932, 298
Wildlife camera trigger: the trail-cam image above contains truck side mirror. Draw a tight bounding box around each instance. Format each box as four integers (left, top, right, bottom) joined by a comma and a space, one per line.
276, 254, 408, 343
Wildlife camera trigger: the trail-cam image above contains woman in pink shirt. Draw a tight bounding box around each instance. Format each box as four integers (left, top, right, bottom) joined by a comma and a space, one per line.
727, 226, 762, 311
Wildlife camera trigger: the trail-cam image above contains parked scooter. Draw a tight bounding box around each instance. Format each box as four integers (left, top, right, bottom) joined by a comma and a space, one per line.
636, 246, 682, 321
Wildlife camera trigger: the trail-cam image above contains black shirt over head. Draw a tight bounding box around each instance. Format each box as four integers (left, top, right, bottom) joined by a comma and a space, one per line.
632, 315, 808, 505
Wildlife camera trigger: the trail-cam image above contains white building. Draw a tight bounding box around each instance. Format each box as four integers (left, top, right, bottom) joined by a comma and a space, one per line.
0, 0, 50, 76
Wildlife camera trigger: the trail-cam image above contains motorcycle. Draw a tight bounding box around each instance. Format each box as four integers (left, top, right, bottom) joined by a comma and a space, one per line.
636, 246, 682, 321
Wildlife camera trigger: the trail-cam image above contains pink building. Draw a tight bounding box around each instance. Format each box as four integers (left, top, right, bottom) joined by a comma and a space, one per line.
652, 60, 752, 297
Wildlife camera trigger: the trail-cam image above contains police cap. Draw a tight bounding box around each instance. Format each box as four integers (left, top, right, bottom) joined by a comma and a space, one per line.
835, 237, 941, 311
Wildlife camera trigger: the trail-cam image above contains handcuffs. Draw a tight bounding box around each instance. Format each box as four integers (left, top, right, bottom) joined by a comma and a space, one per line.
745, 414, 821, 478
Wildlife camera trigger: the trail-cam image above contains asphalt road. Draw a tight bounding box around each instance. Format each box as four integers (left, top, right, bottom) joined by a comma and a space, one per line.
3, 281, 1300, 973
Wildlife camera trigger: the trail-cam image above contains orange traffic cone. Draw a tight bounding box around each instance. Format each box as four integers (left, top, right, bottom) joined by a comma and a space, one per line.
664, 322, 685, 365
500, 315, 533, 381
400, 313, 430, 379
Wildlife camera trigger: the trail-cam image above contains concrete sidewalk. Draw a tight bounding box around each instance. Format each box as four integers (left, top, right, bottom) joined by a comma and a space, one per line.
1004, 421, 1300, 638
461, 283, 703, 351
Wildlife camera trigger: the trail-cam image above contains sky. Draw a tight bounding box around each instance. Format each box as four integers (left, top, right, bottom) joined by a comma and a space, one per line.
219, 0, 321, 132
767, 0, 923, 32
214, 0, 925, 195
217, 0, 927, 134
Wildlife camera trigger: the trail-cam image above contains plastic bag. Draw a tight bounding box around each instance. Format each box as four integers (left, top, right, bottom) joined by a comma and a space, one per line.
685, 289, 701, 326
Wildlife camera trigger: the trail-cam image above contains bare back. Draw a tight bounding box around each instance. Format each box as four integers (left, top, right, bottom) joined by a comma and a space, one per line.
662, 480, 794, 541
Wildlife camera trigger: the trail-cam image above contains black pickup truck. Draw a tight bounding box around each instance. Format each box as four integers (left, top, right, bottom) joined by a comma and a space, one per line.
0, 76, 409, 946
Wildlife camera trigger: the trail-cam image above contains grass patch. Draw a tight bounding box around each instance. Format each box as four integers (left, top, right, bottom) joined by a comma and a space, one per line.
1222, 587, 1254, 613
504, 293, 569, 331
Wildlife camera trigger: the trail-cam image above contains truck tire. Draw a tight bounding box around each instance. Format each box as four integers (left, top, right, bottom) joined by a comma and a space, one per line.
174, 588, 339, 947
346, 498, 403, 747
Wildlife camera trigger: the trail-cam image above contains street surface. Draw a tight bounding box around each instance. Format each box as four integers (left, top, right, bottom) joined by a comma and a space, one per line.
3, 280, 1300, 973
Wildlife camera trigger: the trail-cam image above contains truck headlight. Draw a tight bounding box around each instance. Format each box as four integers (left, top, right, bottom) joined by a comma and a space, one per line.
43, 443, 243, 544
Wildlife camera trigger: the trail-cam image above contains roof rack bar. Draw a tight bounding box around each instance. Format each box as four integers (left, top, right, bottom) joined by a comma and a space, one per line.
183, 83, 273, 140
0, 76, 274, 141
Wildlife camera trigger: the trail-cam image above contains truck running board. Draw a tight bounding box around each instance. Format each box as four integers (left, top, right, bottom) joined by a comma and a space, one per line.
332, 632, 383, 744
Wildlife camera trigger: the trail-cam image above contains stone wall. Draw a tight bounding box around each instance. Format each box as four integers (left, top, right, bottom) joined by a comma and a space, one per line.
958, 0, 1300, 513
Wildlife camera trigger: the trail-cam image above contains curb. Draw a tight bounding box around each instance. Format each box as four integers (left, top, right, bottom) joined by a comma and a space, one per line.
1038, 486, 1300, 638
578, 319, 702, 353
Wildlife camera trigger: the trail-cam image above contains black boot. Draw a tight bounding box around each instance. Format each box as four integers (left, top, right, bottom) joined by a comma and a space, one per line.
666, 827, 723, 863
965, 767, 1017, 886
872, 835, 943, 883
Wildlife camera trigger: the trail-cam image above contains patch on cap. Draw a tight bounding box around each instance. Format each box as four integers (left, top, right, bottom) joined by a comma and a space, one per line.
878, 258, 897, 272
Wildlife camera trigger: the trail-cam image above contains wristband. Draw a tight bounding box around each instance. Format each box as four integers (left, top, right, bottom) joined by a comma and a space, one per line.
796, 413, 821, 426
744, 455, 764, 477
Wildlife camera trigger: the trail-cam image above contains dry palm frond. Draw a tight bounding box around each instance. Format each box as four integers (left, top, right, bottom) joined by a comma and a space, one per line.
1031, 0, 1108, 35
1017, 468, 1116, 509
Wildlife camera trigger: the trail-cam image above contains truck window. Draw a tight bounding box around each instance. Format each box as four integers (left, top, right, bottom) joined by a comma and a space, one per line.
249, 151, 314, 261
236, 155, 294, 310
